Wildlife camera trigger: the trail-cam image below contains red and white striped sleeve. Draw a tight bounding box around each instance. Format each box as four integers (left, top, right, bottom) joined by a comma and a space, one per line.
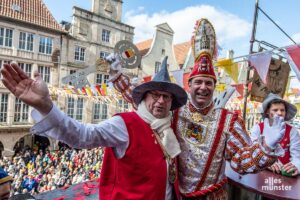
110, 72, 137, 110
225, 113, 284, 174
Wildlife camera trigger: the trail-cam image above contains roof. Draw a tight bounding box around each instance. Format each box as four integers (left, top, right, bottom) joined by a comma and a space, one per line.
135, 39, 191, 65
174, 41, 190, 66
0, 0, 64, 32
135, 39, 153, 57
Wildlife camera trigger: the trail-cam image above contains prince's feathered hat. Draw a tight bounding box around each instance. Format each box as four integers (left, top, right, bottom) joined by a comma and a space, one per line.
189, 19, 217, 82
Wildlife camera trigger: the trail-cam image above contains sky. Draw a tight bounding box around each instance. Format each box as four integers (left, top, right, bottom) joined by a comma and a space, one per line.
43, 0, 300, 86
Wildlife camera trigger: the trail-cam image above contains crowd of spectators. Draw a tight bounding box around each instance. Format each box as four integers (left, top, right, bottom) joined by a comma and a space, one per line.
0, 142, 103, 196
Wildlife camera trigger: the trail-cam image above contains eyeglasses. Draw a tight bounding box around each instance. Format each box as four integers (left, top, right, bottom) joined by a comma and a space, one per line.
149, 91, 173, 102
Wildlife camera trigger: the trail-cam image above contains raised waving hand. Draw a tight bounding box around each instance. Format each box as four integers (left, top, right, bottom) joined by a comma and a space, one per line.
1, 63, 53, 115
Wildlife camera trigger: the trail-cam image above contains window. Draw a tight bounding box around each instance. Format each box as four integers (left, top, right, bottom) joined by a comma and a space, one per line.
18, 63, 32, 77
67, 97, 75, 117
102, 29, 110, 42
19, 32, 34, 51
0, 93, 8, 122
96, 74, 109, 84
100, 51, 109, 59
162, 49, 165, 56
93, 102, 108, 120
14, 98, 29, 122
155, 62, 161, 74
124, 102, 129, 111
0, 27, 13, 47
76, 98, 83, 120
66, 97, 84, 120
39, 36, 52, 54
116, 100, 128, 113
75, 46, 85, 61
38, 66, 50, 83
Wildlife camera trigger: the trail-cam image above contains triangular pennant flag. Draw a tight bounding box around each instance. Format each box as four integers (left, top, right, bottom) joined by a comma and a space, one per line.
77, 88, 83, 95
238, 60, 248, 84
95, 84, 102, 96
72, 87, 79, 95
81, 87, 87, 95
284, 45, 300, 82
143, 75, 152, 83
183, 73, 190, 92
231, 84, 244, 97
85, 86, 93, 96
101, 83, 107, 96
90, 85, 98, 96
248, 52, 272, 84
215, 58, 239, 83
170, 75, 176, 83
64, 86, 73, 94
172, 69, 184, 87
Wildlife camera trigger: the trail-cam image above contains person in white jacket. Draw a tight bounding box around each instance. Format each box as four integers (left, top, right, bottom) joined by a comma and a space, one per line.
251, 93, 300, 176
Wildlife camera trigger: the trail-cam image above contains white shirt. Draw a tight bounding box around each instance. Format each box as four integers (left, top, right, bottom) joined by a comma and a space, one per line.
250, 123, 300, 171
31, 105, 173, 200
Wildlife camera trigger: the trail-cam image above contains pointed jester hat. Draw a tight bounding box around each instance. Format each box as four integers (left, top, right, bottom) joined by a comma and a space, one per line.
189, 18, 217, 82
132, 56, 187, 110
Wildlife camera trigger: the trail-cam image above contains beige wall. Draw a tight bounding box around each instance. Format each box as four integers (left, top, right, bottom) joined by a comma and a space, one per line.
141, 23, 179, 76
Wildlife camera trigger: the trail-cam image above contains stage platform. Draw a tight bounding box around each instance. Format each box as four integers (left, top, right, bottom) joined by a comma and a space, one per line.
34, 180, 99, 200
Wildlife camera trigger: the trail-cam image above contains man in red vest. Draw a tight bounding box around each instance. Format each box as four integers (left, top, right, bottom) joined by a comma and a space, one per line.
1, 56, 187, 200
250, 93, 300, 177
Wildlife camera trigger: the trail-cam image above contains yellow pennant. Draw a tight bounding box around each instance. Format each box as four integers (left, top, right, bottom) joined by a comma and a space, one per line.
215, 58, 239, 83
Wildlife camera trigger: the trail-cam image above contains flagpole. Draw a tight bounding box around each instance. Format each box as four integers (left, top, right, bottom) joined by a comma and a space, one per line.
242, 0, 259, 121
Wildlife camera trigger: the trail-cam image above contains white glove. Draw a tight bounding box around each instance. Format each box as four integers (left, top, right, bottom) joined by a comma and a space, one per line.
105, 53, 122, 71
105, 53, 123, 79
131, 77, 142, 86
263, 115, 286, 149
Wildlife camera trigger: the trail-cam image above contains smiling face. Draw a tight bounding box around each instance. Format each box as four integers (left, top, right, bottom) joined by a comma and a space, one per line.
189, 76, 215, 108
143, 90, 173, 118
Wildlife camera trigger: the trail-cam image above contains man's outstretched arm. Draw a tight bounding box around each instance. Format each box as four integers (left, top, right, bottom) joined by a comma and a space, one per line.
225, 114, 285, 174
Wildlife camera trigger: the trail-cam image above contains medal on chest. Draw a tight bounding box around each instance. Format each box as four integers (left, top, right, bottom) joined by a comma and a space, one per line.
191, 112, 204, 123
184, 121, 208, 145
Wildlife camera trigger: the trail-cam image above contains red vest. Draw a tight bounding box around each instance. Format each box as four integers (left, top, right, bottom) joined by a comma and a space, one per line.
99, 112, 168, 200
258, 122, 291, 164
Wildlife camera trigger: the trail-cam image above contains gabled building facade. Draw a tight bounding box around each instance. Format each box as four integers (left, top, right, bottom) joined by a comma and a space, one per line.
58, 0, 134, 126
0, 0, 135, 158
0, 0, 65, 157
135, 21, 197, 78
136, 23, 181, 77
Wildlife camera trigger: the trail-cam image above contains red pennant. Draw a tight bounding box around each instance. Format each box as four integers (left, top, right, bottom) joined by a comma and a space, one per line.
95, 84, 102, 96
143, 75, 152, 83
286, 45, 300, 71
231, 84, 244, 97
183, 72, 190, 92
81, 87, 87, 95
